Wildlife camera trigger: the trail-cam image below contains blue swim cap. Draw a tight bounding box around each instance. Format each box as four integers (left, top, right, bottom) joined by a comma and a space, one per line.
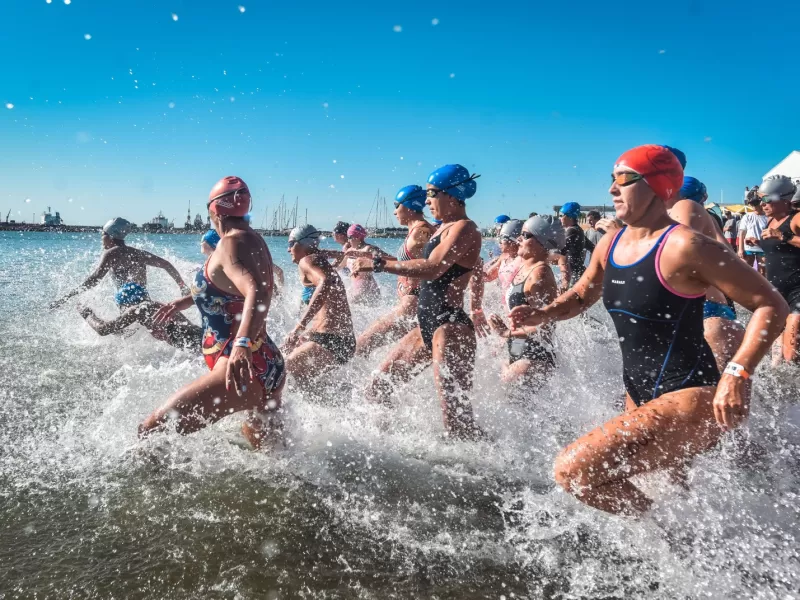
395, 185, 427, 213
427, 164, 480, 203
680, 176, 707, 203
559, 202, 581, 219
432, 218, 443, 225
494, 214, 510, 224
662, 145, 687, 169
202, 229, 221, 249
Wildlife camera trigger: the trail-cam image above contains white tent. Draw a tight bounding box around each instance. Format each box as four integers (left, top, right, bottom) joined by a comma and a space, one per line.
763, 150, 800, 182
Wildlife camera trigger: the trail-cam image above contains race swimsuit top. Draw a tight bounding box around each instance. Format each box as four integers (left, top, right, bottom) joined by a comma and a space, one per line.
191, 261, 284, 393
602, 224, 719, 406
396, 222, 427, 297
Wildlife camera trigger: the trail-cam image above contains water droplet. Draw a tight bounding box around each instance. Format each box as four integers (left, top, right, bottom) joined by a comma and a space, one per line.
392, 25, 402, 33
25, 198, 31, 203
88, 495, 100, 508
230, 96, 235, 102
171, 13, 178, 21
322, 102, 329, 108
449, 73, 455, 78
5, 103, 13, 110
84, 34, 92, 40
260, 540, 280, 559
168, 102, 175, 109
238, 5, 246, 12
326, 440, 333, 447
63, 0, 71, 4
340, 175, 344, 179
431, 18, 439, 25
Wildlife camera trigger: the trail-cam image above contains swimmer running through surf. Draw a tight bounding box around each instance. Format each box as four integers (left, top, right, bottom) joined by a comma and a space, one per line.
140, 176, 285, 449
352, 164, 486, 440
510, 144, 788, 515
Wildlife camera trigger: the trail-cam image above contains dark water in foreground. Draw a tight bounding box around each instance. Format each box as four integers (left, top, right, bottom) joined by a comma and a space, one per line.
1, 232, 799, 599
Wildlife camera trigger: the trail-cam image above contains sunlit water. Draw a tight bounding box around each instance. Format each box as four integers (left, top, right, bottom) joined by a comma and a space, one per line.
1, 231, 798, 599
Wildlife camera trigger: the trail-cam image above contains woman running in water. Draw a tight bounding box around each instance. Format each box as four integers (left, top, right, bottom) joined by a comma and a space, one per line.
49, 217, 189, 310
344, 224, 382, 306
489, 215, 562, 386
282, 225, 356, 392
351, 185, 435, 357
758, 175, 800, 363
352, 164, 484, 440
510, 145, 788, 515
140, 176, 285, 449
483, 219, 523, 307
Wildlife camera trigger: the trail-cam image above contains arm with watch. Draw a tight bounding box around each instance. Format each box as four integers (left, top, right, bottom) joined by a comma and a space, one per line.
761, 213, 800, 248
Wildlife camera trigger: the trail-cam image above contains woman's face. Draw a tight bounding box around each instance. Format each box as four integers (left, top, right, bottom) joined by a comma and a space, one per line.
394, 203, 413, 226
609, 169, 658, 223
517, 233, 543, 259
425, 184, 457, 220
333, 232, 347, 245
101, 233, 113, 249
499, 237, 518, 256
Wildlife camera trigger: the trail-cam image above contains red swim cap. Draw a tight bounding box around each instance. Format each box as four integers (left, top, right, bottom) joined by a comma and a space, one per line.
614, 145, 684, 202
208, 176, 251, 217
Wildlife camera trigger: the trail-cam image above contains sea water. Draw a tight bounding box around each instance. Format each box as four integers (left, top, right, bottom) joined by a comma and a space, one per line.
0, 230, 798, 599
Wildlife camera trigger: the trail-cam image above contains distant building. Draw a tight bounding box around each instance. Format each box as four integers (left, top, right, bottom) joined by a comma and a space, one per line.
143, 211, 172, 232
193, 214, 204, 230
41, 207, 63, 226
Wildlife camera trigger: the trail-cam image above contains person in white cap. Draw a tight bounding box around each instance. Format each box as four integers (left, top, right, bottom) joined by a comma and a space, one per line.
283, 225, 357, 392
49, 217, 189, 310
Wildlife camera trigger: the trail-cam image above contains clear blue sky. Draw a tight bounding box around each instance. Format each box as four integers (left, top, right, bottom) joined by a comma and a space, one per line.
1, 0, 797, 228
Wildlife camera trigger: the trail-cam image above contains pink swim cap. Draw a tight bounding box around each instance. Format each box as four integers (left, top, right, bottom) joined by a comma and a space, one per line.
347, 224, 367, 240
208, 176, 251, 217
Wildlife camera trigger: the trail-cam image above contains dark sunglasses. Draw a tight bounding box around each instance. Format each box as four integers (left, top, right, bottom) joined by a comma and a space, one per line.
520, 231, 536, 240
287, 240, 297, 248
426, 173, 482, 198
611, 172, 645, 187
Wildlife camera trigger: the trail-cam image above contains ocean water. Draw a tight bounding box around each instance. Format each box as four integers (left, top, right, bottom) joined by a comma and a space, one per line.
1, 230, 799, 599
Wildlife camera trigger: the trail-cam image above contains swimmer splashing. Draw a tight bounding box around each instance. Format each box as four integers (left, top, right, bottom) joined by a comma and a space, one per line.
140, 176, 285, 449
352, 164, 486, 440
511, 145, 788, 515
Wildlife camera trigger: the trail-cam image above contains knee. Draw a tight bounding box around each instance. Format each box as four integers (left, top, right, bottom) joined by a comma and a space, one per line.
553, 450, 591, 493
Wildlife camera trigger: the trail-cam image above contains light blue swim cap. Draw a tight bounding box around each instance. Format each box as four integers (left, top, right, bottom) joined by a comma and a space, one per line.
427, 164, 480, 203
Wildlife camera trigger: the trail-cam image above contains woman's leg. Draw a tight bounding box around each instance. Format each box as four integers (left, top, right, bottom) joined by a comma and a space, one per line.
138, 357, 279, 438
355, 295, 418, 357
431, 323, 481, 439
285, 340, 338, 393
241, 376, 286, 450
553, 387, 721, 515
501, 356, 554, 390
365, 327, 431, 405
781, 314, 800, 363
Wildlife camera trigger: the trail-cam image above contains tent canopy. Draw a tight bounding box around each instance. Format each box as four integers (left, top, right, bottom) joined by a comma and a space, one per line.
764, 151, 800, 181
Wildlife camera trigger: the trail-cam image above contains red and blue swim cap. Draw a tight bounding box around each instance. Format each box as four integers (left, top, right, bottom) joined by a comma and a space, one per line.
615, 145, 684, 202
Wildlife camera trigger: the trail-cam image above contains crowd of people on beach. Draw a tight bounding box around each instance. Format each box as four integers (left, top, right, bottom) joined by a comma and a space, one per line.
49, 145, 800, 516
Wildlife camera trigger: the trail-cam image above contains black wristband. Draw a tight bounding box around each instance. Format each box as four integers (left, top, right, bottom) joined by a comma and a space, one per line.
373, 256, 385, 273
782, 230, 795, 243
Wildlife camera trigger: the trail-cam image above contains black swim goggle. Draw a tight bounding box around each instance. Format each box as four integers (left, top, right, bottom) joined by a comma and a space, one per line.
426, 173, 481, 199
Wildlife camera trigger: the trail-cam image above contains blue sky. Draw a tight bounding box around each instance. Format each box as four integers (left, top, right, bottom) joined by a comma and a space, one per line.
1, 0, 798, 228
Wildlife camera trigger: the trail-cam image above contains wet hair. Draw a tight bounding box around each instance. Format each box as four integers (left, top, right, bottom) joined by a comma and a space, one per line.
333, 221, 350, 235
587, 210, 601, 220
528, 212, 538, 218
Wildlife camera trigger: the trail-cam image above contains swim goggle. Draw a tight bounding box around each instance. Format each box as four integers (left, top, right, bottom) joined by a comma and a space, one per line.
610, 172, 645, 187
425, 173, 481, 199
757, 192, 790, 204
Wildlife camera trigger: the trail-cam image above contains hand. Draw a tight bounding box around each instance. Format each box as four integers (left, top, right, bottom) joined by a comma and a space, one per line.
596, 218, 621, 235
153, 301, 181, 325
179, 284, 191, 296
509, 325, 536, 339
737, 250, 745, 259
471, 309, 490, 338
226, 344, 253, 396
281, 328, 304, 353
713, 374, 750, 430
761, 228, 780, 240
351, 258, 375, 275
509, 305, 544, 329
487, 313, 509, 337
745, 237, 758, 246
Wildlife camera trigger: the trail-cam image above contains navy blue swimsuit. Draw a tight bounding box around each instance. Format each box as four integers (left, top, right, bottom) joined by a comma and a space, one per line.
602, 225, 719, 406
